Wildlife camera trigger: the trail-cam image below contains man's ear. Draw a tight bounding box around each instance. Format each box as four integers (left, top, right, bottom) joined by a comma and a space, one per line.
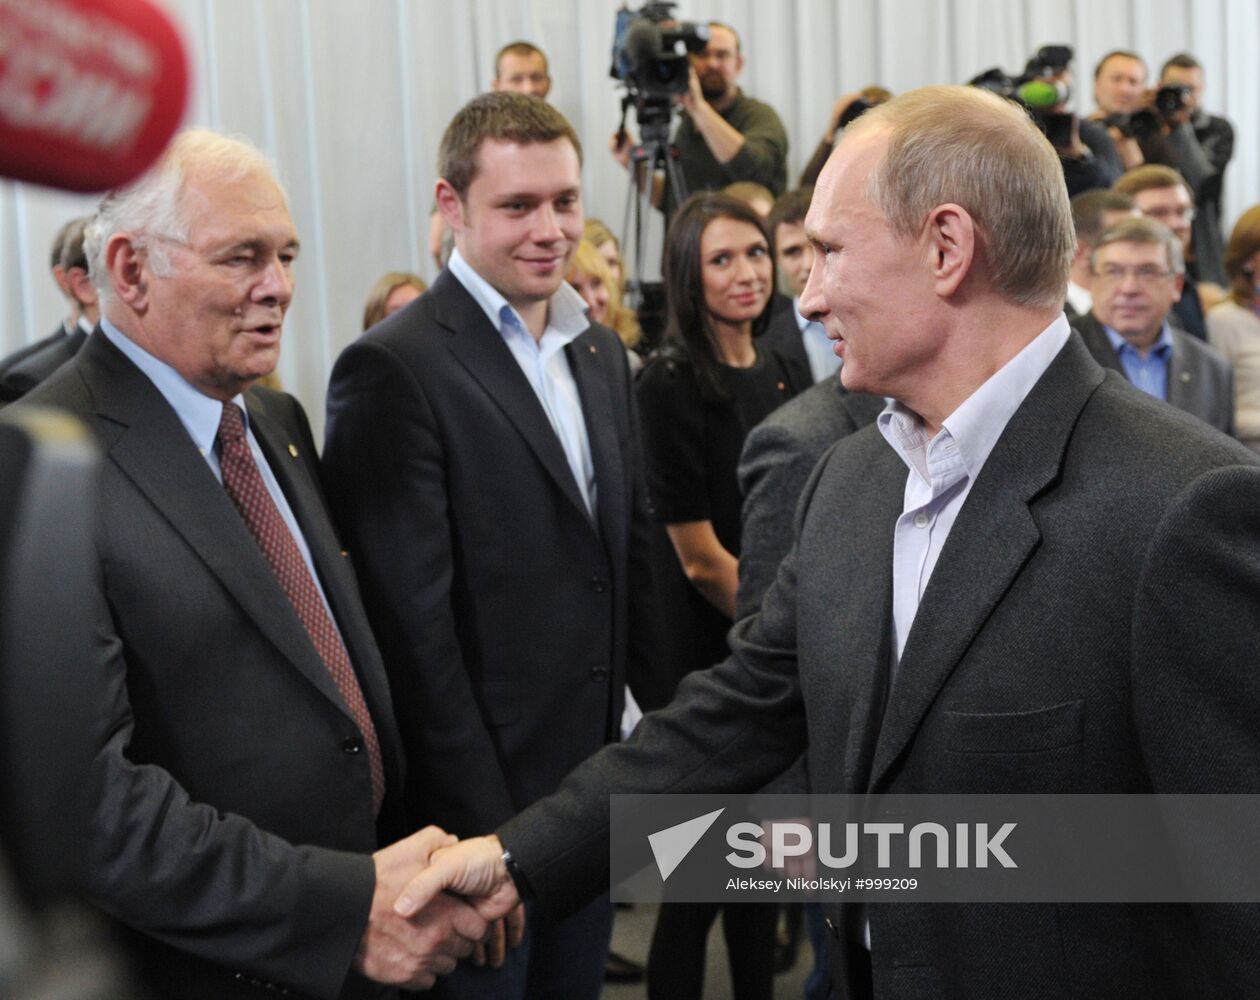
1170, 271, 1185, 304
64, 267, 97, 309
925, 203, 975, 299
106, 234, 148, 311
435, 179, 466, 234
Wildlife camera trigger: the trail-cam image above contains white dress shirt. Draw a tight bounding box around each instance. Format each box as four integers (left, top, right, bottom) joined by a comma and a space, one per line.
448, 249, 598, 516
879, 314, 1072, 680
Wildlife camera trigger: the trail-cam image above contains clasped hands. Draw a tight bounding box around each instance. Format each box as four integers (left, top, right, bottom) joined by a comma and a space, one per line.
354, 826, 523, 990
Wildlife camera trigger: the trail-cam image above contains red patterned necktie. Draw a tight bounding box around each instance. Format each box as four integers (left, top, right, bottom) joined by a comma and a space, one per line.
216, 402, 384, 813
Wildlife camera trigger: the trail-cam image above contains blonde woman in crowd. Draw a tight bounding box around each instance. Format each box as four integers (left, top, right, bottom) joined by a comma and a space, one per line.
362, 270, 427, 331
567, 239, 643, 370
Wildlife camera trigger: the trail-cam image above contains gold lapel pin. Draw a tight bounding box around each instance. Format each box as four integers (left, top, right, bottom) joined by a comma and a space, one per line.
288, 444, 299, 458
1179, 372, 1192, 383
588, 344, 598, 354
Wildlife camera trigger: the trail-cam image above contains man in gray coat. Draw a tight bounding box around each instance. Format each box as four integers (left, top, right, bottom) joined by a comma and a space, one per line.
395, 85, 1260, 1000
736, 377, 884, 619
1072, 215, 1234, 435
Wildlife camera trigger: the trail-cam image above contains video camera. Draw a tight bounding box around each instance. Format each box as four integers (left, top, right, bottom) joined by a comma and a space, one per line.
969, 45, 1076, 149
610, 2, 709, 133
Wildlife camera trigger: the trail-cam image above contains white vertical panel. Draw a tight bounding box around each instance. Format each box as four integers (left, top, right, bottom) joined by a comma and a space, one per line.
1074, 0, 1134, 105
949, 0, 1027, 88
3, 0, 1258, 403
878, 0, 953, 94
1134, 0, 1190, 74
1221, 0, 1260, 235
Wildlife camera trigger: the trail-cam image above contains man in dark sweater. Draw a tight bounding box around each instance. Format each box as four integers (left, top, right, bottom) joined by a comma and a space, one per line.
611, 21, 787, 218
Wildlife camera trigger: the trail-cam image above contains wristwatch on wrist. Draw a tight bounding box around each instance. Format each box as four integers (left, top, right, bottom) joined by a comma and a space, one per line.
501, 848, 535, 902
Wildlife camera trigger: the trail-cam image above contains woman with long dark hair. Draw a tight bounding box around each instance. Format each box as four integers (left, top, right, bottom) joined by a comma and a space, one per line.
636, 191, 810, 999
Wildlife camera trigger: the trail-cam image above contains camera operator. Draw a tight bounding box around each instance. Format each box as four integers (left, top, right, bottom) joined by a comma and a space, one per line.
611, 20, 787, 218
1089, 50, 1150, 170
1022, 45, 1125, 192
1090, 50, 1219, 229
1160, 53, 1234, 285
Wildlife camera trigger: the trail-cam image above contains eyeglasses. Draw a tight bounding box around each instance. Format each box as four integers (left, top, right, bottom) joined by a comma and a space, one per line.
1094, 264, 1177, 285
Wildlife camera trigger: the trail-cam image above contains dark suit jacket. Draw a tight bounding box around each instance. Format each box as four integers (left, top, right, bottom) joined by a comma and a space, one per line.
736, 377, 884, 619
1073, 311, 1235, 435
322, 269, 655, 838
0, 325, 83, 403
756, 293, 811, 377
498, 333, 1260, 998
0, 323, 63, 372
23, 330, 405, 1000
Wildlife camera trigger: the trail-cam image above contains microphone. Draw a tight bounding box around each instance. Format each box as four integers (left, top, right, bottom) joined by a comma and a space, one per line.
0, 0, 190, 192
624, 19, 663, 68
1017, 79, 1068, 110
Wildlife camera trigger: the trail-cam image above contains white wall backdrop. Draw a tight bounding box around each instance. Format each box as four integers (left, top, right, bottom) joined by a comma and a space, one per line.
3, 0, 1257, 438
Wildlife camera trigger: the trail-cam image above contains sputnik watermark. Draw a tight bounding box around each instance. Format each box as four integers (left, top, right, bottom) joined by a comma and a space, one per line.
610, 794, 1260, 904
725, 820, 1018, 869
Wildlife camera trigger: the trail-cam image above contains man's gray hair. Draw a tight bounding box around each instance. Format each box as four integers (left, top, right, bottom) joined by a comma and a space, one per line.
86, 129, 283, 298
1090, 216, 1185, 275
849, 85, 1074, 310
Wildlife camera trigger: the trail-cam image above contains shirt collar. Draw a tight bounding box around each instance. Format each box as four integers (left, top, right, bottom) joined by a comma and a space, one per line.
793, 298, 812, 333
447, 247, 590, 342
879, 313, 1072, 487
1102, 321, 1174, 360
100, 316, 248, 458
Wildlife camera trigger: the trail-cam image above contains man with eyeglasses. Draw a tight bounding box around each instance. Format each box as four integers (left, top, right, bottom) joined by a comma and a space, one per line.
1072, 215, 1234, 434
1114, 165, 1211, 340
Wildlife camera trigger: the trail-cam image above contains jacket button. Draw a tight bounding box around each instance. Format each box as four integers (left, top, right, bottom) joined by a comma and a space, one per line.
341, 737, 363, 754
590, 665, 610, 679
589, 576, 608, 593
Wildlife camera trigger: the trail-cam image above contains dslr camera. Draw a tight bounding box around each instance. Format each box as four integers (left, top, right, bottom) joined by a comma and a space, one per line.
1105, 85, 1191, 140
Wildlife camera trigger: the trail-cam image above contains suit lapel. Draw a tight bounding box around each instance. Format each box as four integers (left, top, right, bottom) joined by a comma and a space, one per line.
830, 442, 902, 793
435, 273, 597, 528
568, 331, 622, 546
866, 334, 1106, 790
247, 397, 406, 774
82, 335, 355, 718
1165, 330, 1196, 413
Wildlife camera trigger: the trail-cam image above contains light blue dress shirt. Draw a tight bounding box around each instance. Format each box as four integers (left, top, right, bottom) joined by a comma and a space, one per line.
447, 249, 598, 516
100, 318, 340, 628
1103, 322, 1174, 401
794, 299, 842, 383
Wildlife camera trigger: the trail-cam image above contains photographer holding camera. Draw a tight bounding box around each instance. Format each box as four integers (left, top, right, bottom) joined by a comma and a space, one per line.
1160, 53, 1235, 286
611, 19, 787, 219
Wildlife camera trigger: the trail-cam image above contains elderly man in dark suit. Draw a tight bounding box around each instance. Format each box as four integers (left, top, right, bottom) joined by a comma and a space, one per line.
322, 92, 654, 1000
1072, 215, 1234, 434
395, 85, 1260, 1000
23, 129, 490, 1000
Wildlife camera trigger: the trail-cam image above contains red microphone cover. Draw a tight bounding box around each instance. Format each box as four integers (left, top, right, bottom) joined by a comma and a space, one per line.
0, 0, 190, 192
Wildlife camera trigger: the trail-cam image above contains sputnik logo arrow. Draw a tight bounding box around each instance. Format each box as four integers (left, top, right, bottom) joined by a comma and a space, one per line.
647, 808, 726, 882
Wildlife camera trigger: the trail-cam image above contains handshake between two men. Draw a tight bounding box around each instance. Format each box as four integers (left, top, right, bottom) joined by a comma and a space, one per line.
357, 828, 523, 991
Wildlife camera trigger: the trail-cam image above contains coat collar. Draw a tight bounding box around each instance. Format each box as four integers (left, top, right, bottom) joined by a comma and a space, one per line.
429, 269, 604, 533
74, 331, 374, 725
864, 333, 1106, 790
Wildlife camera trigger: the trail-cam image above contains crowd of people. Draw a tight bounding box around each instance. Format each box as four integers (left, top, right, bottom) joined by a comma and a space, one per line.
3, 21, 1259, 1000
